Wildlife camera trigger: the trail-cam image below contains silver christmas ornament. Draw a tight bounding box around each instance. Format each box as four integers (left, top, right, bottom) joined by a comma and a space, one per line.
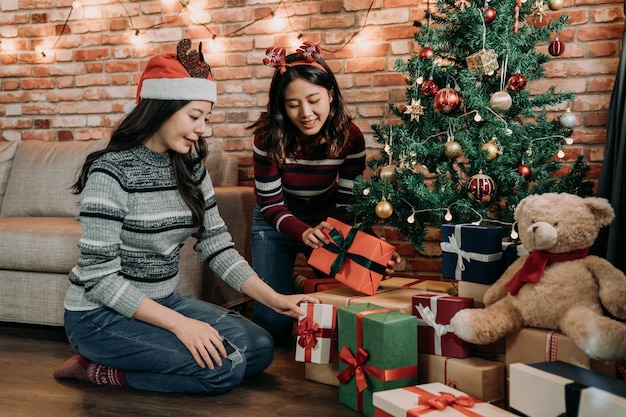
559, 108, 577, 128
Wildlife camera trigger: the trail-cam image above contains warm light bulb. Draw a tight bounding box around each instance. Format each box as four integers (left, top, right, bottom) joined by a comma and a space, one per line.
363, 188, 370, 196
290, 37, 301, 51
272, 16, 286, 31
35, 46, 47, 58
131, 32, 145, 47
407, 214, 415, 224
444, 210, 452, 221
474, 113, 482, 122
557, 150, 565, 158
565, 137, 574, 145
72, 0, 82, 9
510, 229, 518, 240
207, 36, 222, 53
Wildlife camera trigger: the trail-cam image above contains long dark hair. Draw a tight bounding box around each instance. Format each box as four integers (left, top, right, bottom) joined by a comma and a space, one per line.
73, 99, 209, 233
249, 53, 351, 166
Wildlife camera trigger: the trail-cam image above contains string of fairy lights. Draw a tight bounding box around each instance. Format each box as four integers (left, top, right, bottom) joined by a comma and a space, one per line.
0, 0, 376, 64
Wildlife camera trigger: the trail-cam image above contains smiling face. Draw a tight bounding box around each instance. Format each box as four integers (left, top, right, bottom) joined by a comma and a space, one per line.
144, 100, 213, 154
283, 77, 333, 138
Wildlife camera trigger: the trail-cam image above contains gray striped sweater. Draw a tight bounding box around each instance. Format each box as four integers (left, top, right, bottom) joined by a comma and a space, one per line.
64, 144, 254, 317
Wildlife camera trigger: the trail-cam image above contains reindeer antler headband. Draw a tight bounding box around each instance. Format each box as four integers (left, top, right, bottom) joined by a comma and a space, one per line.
264, 42, 326, 74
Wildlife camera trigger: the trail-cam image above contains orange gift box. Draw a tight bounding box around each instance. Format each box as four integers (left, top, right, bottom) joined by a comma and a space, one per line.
307, 217, 396, 295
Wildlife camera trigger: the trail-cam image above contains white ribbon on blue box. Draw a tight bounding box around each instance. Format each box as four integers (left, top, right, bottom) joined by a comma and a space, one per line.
440, 223, 503, 283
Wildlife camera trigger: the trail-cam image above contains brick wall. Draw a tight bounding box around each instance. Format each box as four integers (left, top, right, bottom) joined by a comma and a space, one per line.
1, 0, 624, 278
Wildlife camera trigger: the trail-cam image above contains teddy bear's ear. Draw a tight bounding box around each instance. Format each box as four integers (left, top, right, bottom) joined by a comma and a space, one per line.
513, 193, 539, 221
584, 197, 615, 228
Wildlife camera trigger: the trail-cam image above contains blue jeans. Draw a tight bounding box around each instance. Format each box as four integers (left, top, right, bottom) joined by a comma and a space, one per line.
63, 293, 274, 394
251, 206, 313, 342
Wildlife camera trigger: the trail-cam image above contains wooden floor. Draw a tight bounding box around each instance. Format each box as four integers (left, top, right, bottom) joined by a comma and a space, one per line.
0, 323, 359, 417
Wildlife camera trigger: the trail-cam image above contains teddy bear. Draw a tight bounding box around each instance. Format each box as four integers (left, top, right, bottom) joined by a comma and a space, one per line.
449, 192, 626, 361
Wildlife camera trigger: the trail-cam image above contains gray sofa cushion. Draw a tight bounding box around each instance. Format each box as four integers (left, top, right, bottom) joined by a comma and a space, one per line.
0, 141, 18, 208
1, 139, 106, 217
0, 217, 82, 273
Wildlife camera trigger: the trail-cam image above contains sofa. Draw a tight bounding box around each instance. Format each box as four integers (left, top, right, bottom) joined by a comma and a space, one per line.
0, 139, 255, 326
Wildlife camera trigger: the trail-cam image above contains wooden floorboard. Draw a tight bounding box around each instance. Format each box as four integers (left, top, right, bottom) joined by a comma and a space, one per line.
0, 323, 359, 417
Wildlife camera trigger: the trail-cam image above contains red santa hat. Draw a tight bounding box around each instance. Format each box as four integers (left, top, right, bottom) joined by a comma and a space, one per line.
125, 39, 216, 113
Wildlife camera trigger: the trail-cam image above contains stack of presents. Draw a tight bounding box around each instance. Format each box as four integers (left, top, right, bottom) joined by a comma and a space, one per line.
294, 218, 626, 416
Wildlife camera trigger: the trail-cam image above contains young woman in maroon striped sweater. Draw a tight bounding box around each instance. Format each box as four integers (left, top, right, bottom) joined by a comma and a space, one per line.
248, 44, 400, 343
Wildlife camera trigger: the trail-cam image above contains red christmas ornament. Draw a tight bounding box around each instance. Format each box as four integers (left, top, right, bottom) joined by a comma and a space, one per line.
419, 46, 435, 60
434, 87, 461, 114
516, 164, 532, 179
421, 78, 439, 96
508, 72, 527, 92
484, 6, 497, 23
466, 172, 496, 203
548, 37, 565, 57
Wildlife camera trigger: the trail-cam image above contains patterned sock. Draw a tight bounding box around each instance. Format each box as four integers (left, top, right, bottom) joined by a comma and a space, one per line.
53, 354, 127, 387
86, 361, 127, 386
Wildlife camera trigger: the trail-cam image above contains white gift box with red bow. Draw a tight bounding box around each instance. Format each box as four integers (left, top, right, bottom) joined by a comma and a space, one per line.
295, 303, 336, 364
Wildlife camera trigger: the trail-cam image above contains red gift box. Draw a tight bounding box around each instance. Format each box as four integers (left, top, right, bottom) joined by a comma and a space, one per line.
307, 217, 396, 295
413, 294, 474, 358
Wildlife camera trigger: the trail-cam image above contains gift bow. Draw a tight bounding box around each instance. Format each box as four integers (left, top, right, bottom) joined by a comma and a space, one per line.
403, 386, 483, 417
440, 235, 471, 272
337, 345, 372, 393
413, 392, 480, 416
296, 316, 320, 349
415, 305, 451, 337
323, 227, 387, 278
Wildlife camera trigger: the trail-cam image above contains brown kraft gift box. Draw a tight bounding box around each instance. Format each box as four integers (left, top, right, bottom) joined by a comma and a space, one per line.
418, 353, 506, 403
505, 327, 617, 378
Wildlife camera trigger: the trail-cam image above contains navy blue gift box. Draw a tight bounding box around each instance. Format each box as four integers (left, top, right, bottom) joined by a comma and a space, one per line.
509, 361, 626, 417
440, 224, 503, 284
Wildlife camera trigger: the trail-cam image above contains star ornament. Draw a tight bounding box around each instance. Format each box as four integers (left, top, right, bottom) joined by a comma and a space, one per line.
455, 0, 471, 11
531, 0, 547, 23
404, 98, 425, 122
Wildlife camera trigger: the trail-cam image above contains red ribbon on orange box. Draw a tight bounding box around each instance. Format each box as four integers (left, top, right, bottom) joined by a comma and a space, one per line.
337, 308, 418, 413
296, 303, 335, 363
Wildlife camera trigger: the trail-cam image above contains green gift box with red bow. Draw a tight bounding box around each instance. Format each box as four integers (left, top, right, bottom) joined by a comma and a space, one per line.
337, 302, 418, 417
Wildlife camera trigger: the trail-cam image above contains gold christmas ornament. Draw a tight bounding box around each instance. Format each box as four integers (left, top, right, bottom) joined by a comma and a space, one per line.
375, 198, 394, 219
548, 0, 564, 10
444, 140, 463, 159
481, 141, 500, 160
379, 165, 398, 182
490, 91, 512, 112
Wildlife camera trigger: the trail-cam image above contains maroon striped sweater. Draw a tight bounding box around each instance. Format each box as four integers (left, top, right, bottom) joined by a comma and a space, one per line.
253, 122, 366, 241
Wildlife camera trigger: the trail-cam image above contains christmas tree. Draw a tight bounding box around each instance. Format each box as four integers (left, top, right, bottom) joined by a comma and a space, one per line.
348, 0, 594, 249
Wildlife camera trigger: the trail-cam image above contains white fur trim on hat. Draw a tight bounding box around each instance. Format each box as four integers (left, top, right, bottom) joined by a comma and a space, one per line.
140, 78, 217, 103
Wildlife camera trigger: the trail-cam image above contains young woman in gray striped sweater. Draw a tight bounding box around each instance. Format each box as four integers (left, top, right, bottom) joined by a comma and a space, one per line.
52, 39, 319, 394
